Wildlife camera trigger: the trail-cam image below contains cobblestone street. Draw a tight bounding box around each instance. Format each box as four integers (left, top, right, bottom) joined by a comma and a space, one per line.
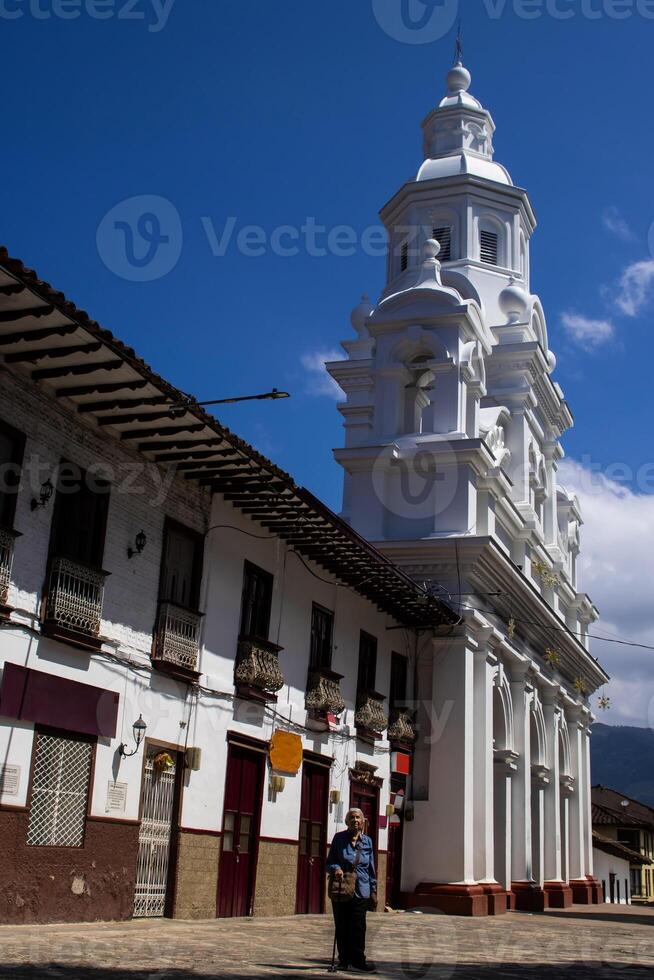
0, 906, 653, 980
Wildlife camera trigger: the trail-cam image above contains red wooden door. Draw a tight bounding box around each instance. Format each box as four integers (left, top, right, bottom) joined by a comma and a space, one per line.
385, 817, 404, 908
350, 782, 379, 856
296, 762, 328, 914
217, 744, 264, 918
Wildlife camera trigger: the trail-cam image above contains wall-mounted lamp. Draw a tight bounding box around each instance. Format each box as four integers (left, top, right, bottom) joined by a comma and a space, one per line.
30, 478, 54, 512
118, 714, 147, 757
329, 789, 342, 805
127, 530, 147, 560
270, 774, 286, 794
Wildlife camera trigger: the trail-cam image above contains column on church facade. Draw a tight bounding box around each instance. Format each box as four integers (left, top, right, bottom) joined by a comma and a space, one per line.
568, 713, 594, 903
473, 642, 508, 914
402, 631, 488, 916
582, 722, 602, 901
510, 668, 545, 910
542, 697, 573, 907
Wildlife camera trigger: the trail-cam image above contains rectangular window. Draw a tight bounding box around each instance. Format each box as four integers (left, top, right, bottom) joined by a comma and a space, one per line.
400, 241, 409, 272
49, 461, 110, 568
309, 603, 333, 672
357, 631, 377, 697
432, 227, 452, 263
480, 230, 499, 265
159, 521, 203, 610
390, 652, 408, 711
26, 730, 93, 847
239, 561, 273, 641
0, 418, 25, 529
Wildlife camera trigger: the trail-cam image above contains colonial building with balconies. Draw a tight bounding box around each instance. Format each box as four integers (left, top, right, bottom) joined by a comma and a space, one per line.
0, 247, 452, 925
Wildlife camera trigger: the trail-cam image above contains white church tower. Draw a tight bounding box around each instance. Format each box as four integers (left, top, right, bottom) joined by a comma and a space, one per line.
327, 59, 608, 915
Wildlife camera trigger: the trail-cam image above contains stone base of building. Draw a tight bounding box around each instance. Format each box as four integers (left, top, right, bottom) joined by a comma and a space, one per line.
570, 877, 602, 905
511, 881, 546, 912
404, 883, 489, 916
481, 883, 509, 915
253, 839, 299, 917
543, 881, 574, 909
172, 829, 221, 920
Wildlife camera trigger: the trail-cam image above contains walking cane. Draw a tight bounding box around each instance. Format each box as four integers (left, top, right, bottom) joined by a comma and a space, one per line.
329, 875, 344, 973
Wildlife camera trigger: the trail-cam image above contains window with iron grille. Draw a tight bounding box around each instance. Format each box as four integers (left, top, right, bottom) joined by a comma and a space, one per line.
432, 227, 452, 262
239, 560, 273, 641
26, 731, 93, 847
357, 631, 377, 698
400, 241, 409, 272
309, 603, 333, 671
480, 230, 499, 265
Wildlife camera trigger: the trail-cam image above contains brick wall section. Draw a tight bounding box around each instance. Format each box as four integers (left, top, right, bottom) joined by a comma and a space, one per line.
253, 841, 298, 917
173, 831, 221, 920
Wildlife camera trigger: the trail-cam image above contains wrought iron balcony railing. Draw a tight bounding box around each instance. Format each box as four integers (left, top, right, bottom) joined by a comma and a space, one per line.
305, 668, 346, 717
152, 601, 202, 672
387, 709, 417, 746
45, 557, 107, 636
234, 637, 284, 701
0, 527, 16, 607
355, 691, 388, 739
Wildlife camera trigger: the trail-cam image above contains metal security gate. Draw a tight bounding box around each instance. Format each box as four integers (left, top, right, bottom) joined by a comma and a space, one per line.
133, 754, 178, 917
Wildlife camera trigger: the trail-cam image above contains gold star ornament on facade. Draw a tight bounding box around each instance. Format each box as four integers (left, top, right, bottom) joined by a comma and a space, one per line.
573, 676, 586, 696
545, 648, 561, 667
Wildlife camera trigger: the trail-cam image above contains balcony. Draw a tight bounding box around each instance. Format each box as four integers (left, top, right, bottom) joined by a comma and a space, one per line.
234, 637, 285, 703
305, 668, 346, 718
43, 557, 107, 650
355, 690, 388, 742
0, 527, 17, 613
152, 601, 202, 676
387, 709, 417, 748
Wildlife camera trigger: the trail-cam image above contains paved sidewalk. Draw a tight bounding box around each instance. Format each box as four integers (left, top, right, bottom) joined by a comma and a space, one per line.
0, 905, 653, 979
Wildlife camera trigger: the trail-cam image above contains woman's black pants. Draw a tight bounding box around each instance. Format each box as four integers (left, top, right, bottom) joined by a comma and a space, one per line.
331, 897, 368, 966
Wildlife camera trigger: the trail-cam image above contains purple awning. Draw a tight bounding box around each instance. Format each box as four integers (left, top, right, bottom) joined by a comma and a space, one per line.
0, 662, 118, 738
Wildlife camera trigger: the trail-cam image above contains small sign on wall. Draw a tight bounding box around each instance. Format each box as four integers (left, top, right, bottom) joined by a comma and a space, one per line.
0, 765, 20, 796
106, 780, 128, 814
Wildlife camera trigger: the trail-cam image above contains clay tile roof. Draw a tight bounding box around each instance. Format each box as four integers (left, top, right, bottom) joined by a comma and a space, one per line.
592, 831, 647, 865
592, 786, 654, 830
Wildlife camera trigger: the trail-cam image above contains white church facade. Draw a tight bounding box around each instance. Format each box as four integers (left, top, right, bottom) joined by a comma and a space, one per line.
0, 59, 606, 925
327, 59, 607, 914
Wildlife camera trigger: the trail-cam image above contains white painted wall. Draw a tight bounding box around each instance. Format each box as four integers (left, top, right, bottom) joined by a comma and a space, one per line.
593, 848, 632, 904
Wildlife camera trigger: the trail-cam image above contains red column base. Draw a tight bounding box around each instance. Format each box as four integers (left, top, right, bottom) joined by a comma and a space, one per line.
481, 883, 509, 915
511, 881, 546, 912
404, 883, 489, 916
570, 877, 602, 905
543, 881, 574, 909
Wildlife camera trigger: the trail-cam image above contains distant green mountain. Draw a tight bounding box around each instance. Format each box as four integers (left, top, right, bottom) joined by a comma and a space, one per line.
591, 723, 654, 807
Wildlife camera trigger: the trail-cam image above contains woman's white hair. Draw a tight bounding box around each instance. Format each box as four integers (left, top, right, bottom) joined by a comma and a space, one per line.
345, 808, 364, 821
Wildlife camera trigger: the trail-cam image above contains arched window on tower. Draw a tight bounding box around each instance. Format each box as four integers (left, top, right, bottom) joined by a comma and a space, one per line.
403, 356, 435, 435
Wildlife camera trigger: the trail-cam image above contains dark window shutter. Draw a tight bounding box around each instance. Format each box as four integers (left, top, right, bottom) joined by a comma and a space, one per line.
432, 227, 452, 262
480, 230, 499, 265
400, 241, 409, 272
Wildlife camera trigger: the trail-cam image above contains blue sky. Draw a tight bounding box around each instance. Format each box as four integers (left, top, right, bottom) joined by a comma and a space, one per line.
3, 0, 654, 723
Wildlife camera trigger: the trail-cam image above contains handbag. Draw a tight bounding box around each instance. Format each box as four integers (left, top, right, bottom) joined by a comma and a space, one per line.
328, 844, 362, 903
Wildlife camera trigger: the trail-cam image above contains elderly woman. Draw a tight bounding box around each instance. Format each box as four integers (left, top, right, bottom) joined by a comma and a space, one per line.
326, 808, 377, 973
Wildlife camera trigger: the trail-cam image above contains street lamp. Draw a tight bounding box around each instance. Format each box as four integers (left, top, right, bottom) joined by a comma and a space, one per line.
119, 715, 147, 757
167, 388, 290, 419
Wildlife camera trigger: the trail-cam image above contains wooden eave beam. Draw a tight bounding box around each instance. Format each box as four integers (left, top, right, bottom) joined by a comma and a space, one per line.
174, 459, 252, 473
95, 408, 191, 426
32, 359, 123, 381
0, 283, 26, 296
137, 437, 225, 452
151, 448, 234, 462
5, 341, 102, 364
55, 380, 149, 397
0, 305, 55, 322
78, 396, 171, 414
120, 423, 207, 441
0, 323, 78, 346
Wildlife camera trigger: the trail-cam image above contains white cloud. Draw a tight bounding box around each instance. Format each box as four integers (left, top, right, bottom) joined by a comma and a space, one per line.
559, 458, 654, 727
300, 349, 344, 399
561, 312, 614, 349
602, 206, 636, 243
615, 259, 654, 317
